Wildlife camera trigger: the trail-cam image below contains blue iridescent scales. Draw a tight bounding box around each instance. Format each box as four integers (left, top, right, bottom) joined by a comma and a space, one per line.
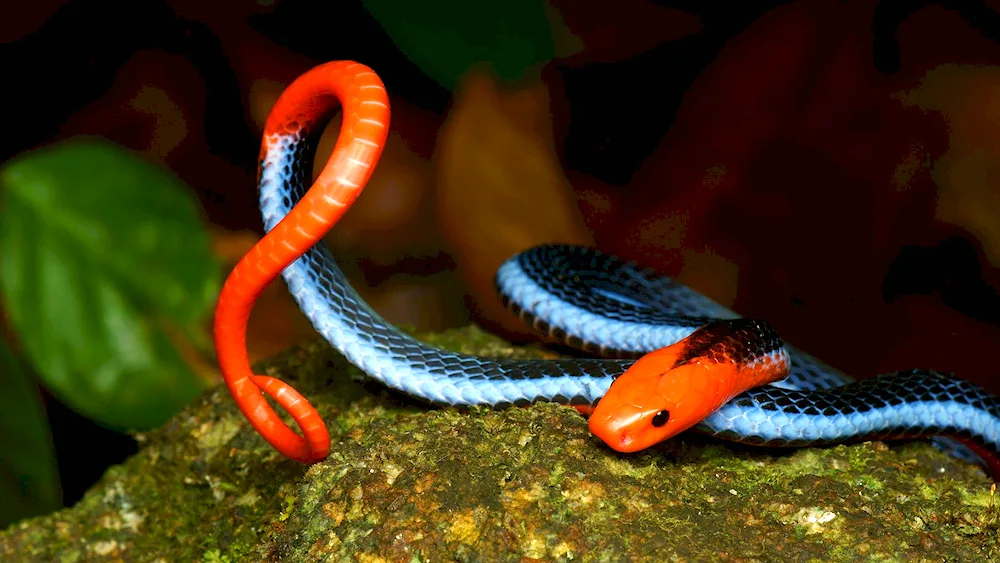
214, 61, 1000, 476
499, 246, 1000, 466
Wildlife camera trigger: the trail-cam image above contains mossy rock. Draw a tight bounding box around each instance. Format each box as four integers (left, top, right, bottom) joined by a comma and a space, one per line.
3, 326, 999, 562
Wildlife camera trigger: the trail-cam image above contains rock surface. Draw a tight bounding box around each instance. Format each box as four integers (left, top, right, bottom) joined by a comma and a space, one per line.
3, 326, 999, 561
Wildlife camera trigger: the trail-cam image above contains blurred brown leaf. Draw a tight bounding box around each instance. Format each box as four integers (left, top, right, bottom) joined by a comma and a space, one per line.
434, 68, 592, 336
894, 63, 1000, 272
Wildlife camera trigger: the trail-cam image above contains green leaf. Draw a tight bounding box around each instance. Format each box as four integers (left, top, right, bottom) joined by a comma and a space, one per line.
361, 0, 556, 89
0, 337, 61, 528
0, 138, 218, 430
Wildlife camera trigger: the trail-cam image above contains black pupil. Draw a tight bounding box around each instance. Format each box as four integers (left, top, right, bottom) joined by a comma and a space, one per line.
651, 410, 670, 427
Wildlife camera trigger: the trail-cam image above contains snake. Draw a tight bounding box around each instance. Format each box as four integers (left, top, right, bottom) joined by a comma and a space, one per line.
213, 61, 1000, 477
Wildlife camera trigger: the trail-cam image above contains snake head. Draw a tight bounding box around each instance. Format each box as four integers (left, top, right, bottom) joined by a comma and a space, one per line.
588, 344, 728, 452
588, 319, 788, 453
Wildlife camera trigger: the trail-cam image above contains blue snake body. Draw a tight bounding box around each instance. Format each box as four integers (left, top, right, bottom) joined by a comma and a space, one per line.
259, 130, 1000, 468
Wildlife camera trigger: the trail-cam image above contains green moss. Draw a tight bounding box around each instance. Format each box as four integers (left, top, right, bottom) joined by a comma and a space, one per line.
2, 326, 999, 561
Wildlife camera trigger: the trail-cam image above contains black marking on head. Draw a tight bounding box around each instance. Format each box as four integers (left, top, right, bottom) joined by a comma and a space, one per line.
675, 319, 784, 367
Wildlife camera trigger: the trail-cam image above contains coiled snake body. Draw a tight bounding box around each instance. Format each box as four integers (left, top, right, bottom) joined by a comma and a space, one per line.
213, 61, 1000, 476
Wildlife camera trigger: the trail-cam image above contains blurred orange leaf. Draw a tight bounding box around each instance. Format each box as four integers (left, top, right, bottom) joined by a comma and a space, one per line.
434, 69, 592, 333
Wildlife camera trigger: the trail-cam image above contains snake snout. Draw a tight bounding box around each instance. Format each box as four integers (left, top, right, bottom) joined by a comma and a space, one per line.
588, 407, 643, 453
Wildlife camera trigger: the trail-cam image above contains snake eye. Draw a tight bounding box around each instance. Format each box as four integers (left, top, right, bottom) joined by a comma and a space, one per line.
651, 410, 670, 427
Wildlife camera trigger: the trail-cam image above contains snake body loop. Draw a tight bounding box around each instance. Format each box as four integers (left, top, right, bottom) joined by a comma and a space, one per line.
213, 61, 1000, 475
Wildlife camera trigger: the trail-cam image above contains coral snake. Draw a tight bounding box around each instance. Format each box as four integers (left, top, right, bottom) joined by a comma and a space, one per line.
213, 61, 1000, 477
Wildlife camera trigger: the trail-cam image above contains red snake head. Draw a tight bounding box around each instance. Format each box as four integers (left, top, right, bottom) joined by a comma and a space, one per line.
588, 338, 735, 453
